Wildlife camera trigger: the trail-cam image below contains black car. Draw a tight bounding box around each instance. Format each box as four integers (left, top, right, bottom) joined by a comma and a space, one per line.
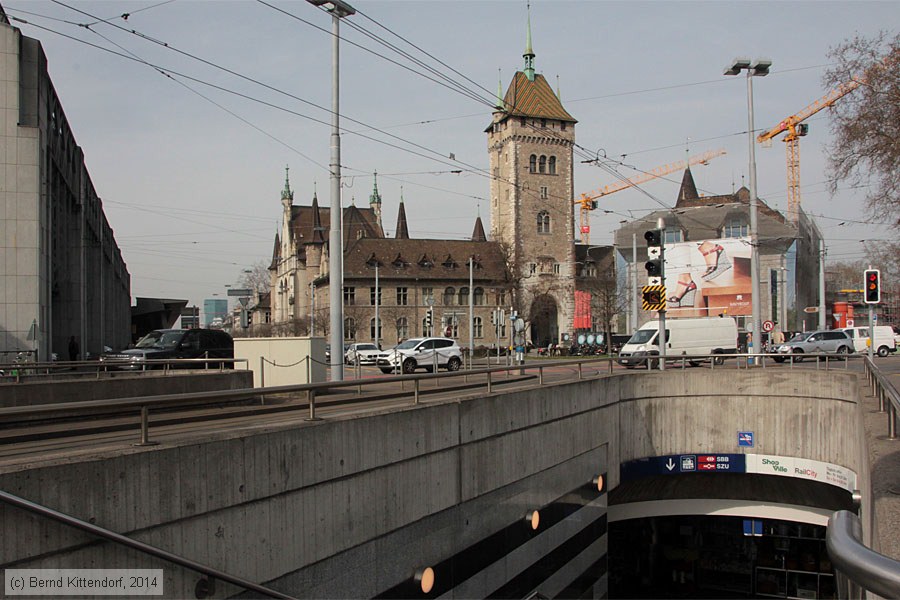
101, 329, 234, 370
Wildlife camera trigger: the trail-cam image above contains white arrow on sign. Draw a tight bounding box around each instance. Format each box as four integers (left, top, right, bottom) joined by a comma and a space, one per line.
666, 458, 676, 471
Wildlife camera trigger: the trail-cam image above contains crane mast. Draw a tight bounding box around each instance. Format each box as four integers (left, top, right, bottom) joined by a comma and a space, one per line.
575, 149, 726, 244
757, 78, 861, 222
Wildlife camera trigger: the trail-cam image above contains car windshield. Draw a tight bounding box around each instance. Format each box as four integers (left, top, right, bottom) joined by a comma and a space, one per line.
135, 331, 183, 349
628, 330, 657, 345
357, 344, 378, 351
396, 339, 422, 350
789, 333, 809, 342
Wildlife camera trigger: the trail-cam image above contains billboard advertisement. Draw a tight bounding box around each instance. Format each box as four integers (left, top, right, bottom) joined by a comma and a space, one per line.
664, 237, 751, 318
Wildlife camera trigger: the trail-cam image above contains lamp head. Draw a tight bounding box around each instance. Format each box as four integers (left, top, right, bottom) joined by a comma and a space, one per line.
724, 57, 752, 75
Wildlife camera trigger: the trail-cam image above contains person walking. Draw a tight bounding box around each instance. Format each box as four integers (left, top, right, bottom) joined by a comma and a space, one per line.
772, 329, 785, 347
67, 336, 79, 361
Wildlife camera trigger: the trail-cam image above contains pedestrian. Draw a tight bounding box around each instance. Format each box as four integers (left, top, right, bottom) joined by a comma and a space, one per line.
515, 342, 525, 365
68, 336, 79, 361
772, 329, 785, 346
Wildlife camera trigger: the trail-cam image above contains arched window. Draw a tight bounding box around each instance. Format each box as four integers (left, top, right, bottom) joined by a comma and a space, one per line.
539, 155, 547, 173
473, 287, 485, 306
370, 318, 382, 341
443, 287, 455, 306
529, 154, 537, 173
396, 317, 409, 341
548, 156, 557, 175
458, 287, 470, 306
473, 317, 483, 338
537, 211, 551, 234
344, 317, 356, 340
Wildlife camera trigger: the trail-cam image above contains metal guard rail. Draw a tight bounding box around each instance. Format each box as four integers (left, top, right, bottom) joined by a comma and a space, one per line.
863, 355, 899, 439
827, 510, 900, 599
0, 489, 295, 599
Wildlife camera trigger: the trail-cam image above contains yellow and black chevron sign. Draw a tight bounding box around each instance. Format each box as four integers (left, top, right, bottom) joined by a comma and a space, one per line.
642, 285, 667, 311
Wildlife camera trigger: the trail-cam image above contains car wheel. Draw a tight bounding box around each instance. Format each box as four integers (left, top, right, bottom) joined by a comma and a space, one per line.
878, 346, 890, 358
792, 349, 804, 363
773, 356, 785, 363
447, 356, 461, 371
402, 359, 417, 374
713, 355, 725, 366
836, 345, 848, 355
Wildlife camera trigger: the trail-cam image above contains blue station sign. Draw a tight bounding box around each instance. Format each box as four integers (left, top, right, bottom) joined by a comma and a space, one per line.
621, 453, 747, 481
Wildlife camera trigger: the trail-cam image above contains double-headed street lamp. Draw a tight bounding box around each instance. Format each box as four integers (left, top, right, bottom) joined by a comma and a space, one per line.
724, 57, 771, 356
307, 0, 356, 381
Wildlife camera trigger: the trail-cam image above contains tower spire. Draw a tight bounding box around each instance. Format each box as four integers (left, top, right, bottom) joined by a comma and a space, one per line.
523, 1, 535, 81
369, 171, 383, 230
281, 164, 293, 209
495, 68, 505, 110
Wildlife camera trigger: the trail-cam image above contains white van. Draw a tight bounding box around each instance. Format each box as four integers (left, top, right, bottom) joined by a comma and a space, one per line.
841, 326, 896, 357
618, 317, 738, 368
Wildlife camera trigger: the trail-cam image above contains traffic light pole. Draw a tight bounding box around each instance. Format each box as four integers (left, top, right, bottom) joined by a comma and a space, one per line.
658, 235, 666, 371
868, 304, 874, 361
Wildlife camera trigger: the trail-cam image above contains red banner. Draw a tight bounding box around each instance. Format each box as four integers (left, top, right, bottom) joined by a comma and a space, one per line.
574, 290, 592, 329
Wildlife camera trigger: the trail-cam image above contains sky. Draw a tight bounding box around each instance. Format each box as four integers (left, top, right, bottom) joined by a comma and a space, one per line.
4, 0, 898, 314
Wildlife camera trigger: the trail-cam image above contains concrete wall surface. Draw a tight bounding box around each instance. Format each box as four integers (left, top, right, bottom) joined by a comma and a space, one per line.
0, 371, 253, 409
235, 337, 326, 387
0, 369, 863, 599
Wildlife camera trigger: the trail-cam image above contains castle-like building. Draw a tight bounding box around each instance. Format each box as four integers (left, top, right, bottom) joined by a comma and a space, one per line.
267, 17, 594, 349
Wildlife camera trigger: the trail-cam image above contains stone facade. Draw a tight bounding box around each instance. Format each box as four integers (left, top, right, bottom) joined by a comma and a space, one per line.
0, 13, 130, 360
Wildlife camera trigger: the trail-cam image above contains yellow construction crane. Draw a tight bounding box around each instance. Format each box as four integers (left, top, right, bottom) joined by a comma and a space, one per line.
756, 78, 861, 221
575, 149, 726, 244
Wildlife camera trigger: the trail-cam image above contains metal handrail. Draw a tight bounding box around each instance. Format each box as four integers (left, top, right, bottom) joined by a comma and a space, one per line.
0, 489, 295, 599
0, 358, 250, 384
863, 356, 899, 439
827, 510, 900, 599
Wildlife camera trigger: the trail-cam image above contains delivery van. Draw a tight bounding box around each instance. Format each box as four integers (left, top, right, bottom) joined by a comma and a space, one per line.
617, 316, 738, 368
841, 325, 896, 357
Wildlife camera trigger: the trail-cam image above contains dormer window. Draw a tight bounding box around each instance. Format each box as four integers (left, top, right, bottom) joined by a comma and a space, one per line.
392, 254, 408, 268
418, 254, 433, 268
442, 255, 458, 269
723, 218, 749, 238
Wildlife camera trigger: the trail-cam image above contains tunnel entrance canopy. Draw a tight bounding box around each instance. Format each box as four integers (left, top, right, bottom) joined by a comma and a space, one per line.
609, 473, 855, 524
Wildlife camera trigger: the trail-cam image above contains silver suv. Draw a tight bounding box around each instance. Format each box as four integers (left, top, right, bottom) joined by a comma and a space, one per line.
377, 337, 463, 374
773, 329, 853, 362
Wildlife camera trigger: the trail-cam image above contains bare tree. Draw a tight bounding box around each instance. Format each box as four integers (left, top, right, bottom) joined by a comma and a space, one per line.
239, 260, 273, 294
584, 270, 627, 354
824, 33, 900, 225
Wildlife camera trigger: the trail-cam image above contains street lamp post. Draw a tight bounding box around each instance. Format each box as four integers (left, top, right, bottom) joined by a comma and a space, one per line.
725, 57, 771, 360
308, 0, 356, 381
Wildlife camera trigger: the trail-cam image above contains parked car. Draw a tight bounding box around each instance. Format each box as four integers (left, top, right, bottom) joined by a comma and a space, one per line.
100, 329, 233, 370
325, 343, 351, 363
772, 330, 853, 362
841, 326, 896, 357
376, 337, 462, 374
345, 342, 381, 365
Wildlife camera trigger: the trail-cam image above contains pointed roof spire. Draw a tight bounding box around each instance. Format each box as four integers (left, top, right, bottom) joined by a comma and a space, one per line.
556, 75, 561, 100
369, 171, 382, 206
395, 189, 409, 240
471, 216, 487, 242
281, 164, 293, 204
678, 167, 699, 202
311, 189, 326, 243
495, 68, 505, 110
523, 1, 535, 81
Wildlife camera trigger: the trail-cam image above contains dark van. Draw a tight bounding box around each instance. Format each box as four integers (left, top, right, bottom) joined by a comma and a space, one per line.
101, 329, 234, 370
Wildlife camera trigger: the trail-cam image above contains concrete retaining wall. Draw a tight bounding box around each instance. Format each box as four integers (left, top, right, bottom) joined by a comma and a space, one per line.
0, 371, 254, 408
0, 369, 863, 599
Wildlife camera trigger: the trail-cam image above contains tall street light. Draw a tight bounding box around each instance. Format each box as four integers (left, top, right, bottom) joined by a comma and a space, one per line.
308, 0, 356, 381
725, 57, 771, 357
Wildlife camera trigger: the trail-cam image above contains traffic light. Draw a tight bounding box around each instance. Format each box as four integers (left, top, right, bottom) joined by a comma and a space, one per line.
425, 309, 433, 332
644, 229, 663, 285
865, 269, 881, 304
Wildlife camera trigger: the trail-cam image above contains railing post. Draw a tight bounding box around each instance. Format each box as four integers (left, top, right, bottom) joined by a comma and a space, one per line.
539, 366, 543, 385
487, 370, 492, 394
259, 357, 265, 390
578, 362, 583, 380
879, 387, 886, 413
133, 406, 159, 447
306, 389, 320, 421
414, 378, 420, 404
356, 358, 362, 395
204, 350, 209, 370
889, 402, 898, 441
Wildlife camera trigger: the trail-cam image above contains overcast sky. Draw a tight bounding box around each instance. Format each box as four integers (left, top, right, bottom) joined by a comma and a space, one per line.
5, 0, 897, 312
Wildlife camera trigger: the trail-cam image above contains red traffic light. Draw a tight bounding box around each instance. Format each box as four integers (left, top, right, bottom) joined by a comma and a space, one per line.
864, 269, 881, 304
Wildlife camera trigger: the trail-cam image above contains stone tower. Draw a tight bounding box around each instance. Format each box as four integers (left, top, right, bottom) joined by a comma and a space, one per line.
486, 9, 577, 345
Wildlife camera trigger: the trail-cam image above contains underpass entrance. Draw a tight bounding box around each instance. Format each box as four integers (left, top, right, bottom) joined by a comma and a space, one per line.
609, 515, 835, 599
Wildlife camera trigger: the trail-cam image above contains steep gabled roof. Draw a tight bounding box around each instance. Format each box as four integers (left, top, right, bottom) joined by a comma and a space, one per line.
678, 167, 699, 202
395, 200, 409, 239
289, 204, 385, 251
497, 71, 577, 123
269, 232, 281, 269
343, 239, 509, 282
471, 216, 487, 242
